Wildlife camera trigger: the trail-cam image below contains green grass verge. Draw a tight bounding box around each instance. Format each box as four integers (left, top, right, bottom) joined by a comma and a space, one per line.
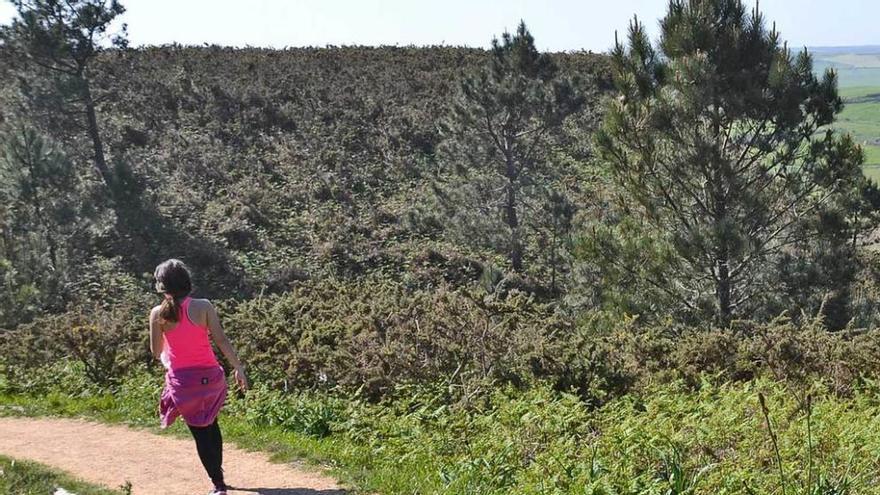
0, 374, 449, 494
1, 362, 878, 495
0, 454, 126, 494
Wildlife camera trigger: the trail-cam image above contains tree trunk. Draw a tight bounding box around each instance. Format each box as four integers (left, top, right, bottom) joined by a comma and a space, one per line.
711, 103, 732, 325
715, 254, 732, 325
504, 154, 523, 273
851, 216, 859, 251
81, 79, 112, 186
713, 171, 733, 324
550, 224, 558, 293
23, 150, 58, 272
713, 182, 733, 324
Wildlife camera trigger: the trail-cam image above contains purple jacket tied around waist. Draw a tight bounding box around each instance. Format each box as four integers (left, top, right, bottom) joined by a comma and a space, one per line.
160, 365, 227, 428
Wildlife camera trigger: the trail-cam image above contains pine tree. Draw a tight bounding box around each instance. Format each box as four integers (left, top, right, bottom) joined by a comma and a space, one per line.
0, 125, 94, 323
2, 0, 128, 186
595, 0, 870, 324
440, 22, 585, 275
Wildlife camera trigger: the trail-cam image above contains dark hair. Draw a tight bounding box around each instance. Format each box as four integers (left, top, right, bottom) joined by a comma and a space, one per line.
154, 259, 192, 323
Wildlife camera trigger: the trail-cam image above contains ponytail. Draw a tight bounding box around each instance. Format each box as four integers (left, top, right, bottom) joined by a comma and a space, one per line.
159, 294, 183, 323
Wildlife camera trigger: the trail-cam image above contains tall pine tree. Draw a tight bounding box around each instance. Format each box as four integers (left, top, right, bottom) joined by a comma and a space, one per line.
440, 22, 585, 277
594, 0, 870, 324
2, 0, 127, 186
0, 125, 99, 324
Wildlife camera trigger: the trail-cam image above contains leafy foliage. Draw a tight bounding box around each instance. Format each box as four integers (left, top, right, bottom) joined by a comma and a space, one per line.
437, 22, 588, 280
3, 0, 128, 185
594, 0, 874, 325
0, 125, 109, 326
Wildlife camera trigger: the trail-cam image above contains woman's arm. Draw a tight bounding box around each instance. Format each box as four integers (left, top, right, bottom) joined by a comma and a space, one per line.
149, 307, 163, 360
204, 300, 249, 390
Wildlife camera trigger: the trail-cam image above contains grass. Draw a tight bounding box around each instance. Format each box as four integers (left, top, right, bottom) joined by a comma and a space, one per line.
813, 50, 880, 179
0, 382, 383, 494
0, 391, 412, 494
827, 85, 880, 179
0, 363, 875, 495
0, 389, 434, 494
0, 454, 126, 494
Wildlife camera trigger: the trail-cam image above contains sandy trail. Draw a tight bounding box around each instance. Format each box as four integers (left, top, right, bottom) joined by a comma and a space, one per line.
0, 416, 346, 495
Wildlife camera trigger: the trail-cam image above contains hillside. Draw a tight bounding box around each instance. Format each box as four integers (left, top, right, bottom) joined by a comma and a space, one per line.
0, 45, 610, 306
4, 4, 880, 494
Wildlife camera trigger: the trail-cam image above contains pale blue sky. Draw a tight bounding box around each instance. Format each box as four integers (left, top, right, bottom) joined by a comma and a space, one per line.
0, 1, 876, 52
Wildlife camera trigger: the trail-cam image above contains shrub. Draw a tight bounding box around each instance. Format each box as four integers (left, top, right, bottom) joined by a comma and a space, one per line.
0, 301, 146, 391
221, 280, 566, 401
225, 385, 344, 438
5, 277, 880, 406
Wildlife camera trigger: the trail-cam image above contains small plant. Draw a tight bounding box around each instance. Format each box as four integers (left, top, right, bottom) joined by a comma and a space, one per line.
656, 443, 713, 495
758, 392, 789, 494
756, 392, 852, 495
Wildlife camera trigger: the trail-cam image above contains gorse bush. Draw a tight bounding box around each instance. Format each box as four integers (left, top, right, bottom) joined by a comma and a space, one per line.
0, 41, 610, 326
2, 23, 866, 330
219, 280, 567, 400
0, 298, 147, 391
5, 277, 880, 406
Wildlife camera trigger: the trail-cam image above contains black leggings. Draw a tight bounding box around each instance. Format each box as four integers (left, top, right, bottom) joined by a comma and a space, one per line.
187, 419, 225, 490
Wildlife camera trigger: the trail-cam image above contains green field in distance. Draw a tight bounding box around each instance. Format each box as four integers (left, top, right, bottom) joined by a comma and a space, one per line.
812, 47, 880, 182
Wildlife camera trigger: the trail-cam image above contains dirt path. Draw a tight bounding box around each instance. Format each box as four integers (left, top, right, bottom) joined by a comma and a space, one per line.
0, 417, 346, 495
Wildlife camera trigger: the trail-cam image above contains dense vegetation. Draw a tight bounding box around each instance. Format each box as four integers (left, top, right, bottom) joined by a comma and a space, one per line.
2, 0, 880, 493
1, 360, 875, 495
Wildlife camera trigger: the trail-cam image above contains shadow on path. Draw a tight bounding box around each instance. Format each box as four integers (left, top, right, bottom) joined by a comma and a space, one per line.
230, 487, 347, 495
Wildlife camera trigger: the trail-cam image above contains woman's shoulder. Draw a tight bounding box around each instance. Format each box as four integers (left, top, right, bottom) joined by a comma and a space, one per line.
187, 298, 217, 318
186, 298, 215, 327
187, 297, 214, 308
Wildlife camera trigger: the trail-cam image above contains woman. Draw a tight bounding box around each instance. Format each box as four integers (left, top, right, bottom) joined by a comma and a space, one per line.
149, 259, 248, 495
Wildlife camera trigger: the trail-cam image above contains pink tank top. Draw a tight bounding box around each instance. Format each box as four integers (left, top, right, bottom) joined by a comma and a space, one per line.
160, 297, 220, 370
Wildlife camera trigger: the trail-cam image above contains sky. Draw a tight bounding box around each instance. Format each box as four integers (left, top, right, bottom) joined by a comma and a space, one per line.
0, 0, 877, 52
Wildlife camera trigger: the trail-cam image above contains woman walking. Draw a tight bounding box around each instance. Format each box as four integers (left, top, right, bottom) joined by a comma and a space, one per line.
149, 259, 248, 495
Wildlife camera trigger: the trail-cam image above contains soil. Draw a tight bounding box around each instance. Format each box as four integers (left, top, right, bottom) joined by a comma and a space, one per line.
0, 416, 346, 495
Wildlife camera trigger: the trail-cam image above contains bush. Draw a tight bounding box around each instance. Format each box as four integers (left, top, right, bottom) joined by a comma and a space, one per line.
5, 277, 880, 406
221, 279, 566, 401
0, 301, 146, 391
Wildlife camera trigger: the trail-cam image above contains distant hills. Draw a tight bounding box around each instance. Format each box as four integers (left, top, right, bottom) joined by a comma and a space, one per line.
806, 45, 880, 88
808, 45, 880, 56
810, 46, 880, 177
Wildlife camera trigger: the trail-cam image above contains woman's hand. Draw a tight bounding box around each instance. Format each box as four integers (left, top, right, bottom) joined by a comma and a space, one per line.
233, 365, 249, 391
